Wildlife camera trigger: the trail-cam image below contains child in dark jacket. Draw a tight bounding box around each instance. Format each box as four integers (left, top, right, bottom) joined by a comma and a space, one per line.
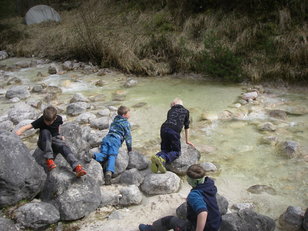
93, 105, 132, 185
139, 164, 222, 231
151, 98, 194, 173
15, 105, 87, 177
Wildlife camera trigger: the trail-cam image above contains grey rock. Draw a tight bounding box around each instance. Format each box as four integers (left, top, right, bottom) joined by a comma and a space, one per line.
25, 5, 61, 25
231, 202, 254, 211
100, 187, 120, 206
140, 171, 180, 195
242, 91, 258, 101
97, 108, 110, 117
0, 130, 46, 207
15, 61, 31, 68
70, 93, 89, 103
0, 217, 18, 231
279, 206, 304, 231
123, 78, 138, 88
221, 209, 275, 231
5, 85, 30, 99
128, 150, 148, 170
200, 162, 217, 172
0, 51, 8, 60
258, 122, 276, 132
0, 120, 14, 132
176, 202, 187, 219
82, 126, 107, 148
62, 61, 74, 71
7, 76, 22, 85
14, 202, 60, 229
247, 185, 276, 195
278, 140, 301, 158
303, 208, 308, 231
8, 102, 37, 125
217, 194, 229, 215
119, 185, 143, 206
119, 168, 144, 186
66, 102, 90, 116
9, 97, 20, 103
32, 84, 44, 93
114, 148, 129, 176
89, 94, 106, 102
75, 112, 96, 124
89, 117, 109, 130
268, 109, 288, 120
166, 143, 200, 175
45, 85, 62, 94
13, 120, 36, 138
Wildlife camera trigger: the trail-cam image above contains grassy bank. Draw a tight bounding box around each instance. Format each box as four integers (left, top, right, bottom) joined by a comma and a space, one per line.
0, 0, 307, 83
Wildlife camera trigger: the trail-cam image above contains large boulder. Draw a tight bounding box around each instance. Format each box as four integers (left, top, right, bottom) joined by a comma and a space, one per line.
166, 143, 200, 175
279, 206, 304, 231
5, 85, 30, 99
140, 171, 180, 195
0, 217, 18, 231
0, 51, 8, 60
114, 148, 129, 176
14, 201, 60, 229
66, 102, 90, 116
25, 5, 61, 25
127, 150, 148, 170
118, 185, 143, 206
0, 130, 46, 207
221, 209, 275, 231
119, 168, 144, 186
40, 163, 101, 221
8, 102, 37, 124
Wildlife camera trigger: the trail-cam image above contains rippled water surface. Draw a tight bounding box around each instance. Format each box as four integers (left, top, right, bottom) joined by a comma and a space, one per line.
1, 58, 307, 224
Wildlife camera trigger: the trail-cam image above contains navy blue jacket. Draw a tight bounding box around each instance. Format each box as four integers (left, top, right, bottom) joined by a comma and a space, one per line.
162, 104, 190, 133
187, 177, 221, 231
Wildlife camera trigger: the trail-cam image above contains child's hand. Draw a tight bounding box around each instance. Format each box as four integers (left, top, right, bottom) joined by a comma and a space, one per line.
61, 136, 65, 140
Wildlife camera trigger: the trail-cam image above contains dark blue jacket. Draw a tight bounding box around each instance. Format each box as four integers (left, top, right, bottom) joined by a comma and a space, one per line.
187, 177, 221, 231
107, 115, 132, 152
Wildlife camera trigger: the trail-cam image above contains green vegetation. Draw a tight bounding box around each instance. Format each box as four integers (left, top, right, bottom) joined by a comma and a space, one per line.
0, 0, 307, 83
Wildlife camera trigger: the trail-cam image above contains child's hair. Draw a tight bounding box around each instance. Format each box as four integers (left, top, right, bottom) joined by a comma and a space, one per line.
186, 164, 206, 179
117, 106, 130, 116
171, 98, 183, 107
43, 106, 57, 122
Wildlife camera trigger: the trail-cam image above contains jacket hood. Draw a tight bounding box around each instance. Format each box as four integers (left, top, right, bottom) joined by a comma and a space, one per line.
193, 177, 217, 196
114, 115, 127, 122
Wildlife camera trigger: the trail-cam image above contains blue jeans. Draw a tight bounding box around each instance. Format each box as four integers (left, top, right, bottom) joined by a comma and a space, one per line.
93, 135, 121, 173
156, 127, 181, 163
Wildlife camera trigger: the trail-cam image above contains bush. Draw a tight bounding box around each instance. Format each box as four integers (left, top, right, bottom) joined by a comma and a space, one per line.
194, 35, 243, 82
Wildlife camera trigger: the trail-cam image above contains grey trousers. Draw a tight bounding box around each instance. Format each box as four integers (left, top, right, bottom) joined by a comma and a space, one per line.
38, 129, 79, 169
151, 216, 193, 231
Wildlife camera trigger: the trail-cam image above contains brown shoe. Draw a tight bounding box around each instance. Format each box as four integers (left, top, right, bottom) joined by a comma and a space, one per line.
46, 159, 56, 171
104, 171, 112, 185
74, 164, 87, 177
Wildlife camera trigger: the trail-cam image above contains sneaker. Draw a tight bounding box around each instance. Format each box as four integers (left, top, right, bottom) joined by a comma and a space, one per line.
152, 155, 166, 173
74, 164, 87, 177
46, 159, 56, 171
150, 156, 158, 173
104, 171, 112, 185
139, 224, 153, 231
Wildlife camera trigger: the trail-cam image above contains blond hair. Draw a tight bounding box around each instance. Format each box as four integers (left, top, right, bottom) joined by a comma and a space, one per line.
171, 98, 183, 107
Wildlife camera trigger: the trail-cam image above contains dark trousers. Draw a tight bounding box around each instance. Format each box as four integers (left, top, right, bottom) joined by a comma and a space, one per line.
156, 127, 181, 163
38, 129, 79, 169
151, 216, 193, 231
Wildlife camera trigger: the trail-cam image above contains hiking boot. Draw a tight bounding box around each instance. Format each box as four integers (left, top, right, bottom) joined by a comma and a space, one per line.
74, 164, 87, 177
150, 155, 158, 173
139, 224, 153, 231
152, 155, 166, 173
45, 159, 56, 171
104, 171, 112, 185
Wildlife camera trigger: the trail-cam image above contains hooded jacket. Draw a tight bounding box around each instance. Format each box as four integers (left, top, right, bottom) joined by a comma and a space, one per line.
108, 115, 132, 152
187, 177, 221, 231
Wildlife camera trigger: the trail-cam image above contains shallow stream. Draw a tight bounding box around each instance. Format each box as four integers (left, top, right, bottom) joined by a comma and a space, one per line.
0, 58, 307, 229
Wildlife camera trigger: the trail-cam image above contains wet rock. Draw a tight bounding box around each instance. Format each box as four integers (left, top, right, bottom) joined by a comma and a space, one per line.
48, 65, 57, 74
0, 217, 18, 231
14, 202, 60, 229
241, 91, 258, 101
0, 51, 8, 60
0, 130, 46, 207
119, 185, 142, 205
5, 85, 30, 99
119, 168, 144, 186
247, 185, 276, 195
140, 171, 180, 195
260, 135, 279, 145
62, 61, 74, 71
123, 78, 138, 88
32, 84, 44, 93
279, 206, 304, 231
90, 117, 109, 130
97, 69, 107, 76
231, 203, 254, 211
15, 60, 31, 68
95, 79, 107, 87
166, 143, 200, 176
221, 209, 275, 231
7, 76, 21, 85
27, 99, 43, 109
278, 140, 301, 158
127, 150, 148, 170
112, 90, 127, 101
132, 102, 147, 108
114, 148, 129, 176
284, 106, 308, 116
268, 109, 288, 120
70, 93, 89, 103
89, 94, 106, 102
200, 162, 217, 172
66, 102, 90, 116
258, 122, 276, 131
200, 112, 218, 121
8, 102, 37, 124
36, 71, 44, 77
45, 85, 62, 94
76, 112, 96, 124
44, 92, 58, 103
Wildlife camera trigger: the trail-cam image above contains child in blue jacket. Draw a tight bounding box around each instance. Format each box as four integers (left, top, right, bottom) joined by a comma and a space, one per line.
93, 106, 132, 185
139, 164, 221, 231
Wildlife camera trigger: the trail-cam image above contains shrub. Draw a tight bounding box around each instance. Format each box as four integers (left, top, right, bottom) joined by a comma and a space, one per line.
194, 35, 244, 82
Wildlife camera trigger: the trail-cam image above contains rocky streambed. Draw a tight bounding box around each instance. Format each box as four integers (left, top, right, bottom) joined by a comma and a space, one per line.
0, 56, 307, 231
